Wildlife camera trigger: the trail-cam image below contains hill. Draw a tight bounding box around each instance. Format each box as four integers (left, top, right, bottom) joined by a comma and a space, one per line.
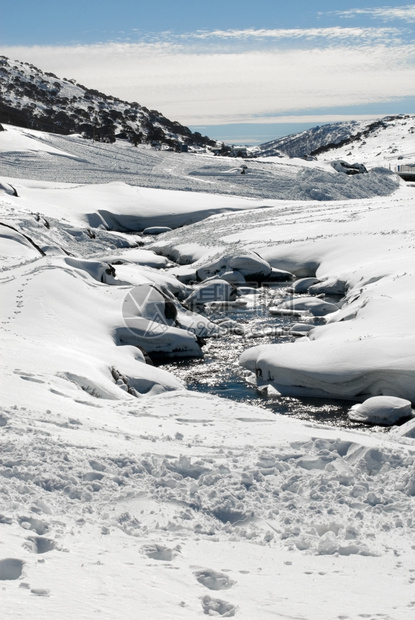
0, 55, 216, 150
255, 115, 415, 164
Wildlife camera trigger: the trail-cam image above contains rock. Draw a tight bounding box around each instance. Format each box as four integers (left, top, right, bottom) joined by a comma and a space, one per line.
229, 251, 272, 280
308, 278, 347, 296
196, 257, 228, 281
184, 279, 237, 308
120, 283, 203, 360
288, 277, 321, 293
264, 268, 294, 283
348, 396, 413, 425
174, 268, 198, 284
218, 269, 246, 286
289, 323, 314, 337
331, 160, 368, 175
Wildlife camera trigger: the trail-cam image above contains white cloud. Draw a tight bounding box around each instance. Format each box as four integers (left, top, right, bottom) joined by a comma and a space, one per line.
1, 40, 414, 126
225, 114, 392, 125
183, 26, 399, 42
334, 5, 415, 22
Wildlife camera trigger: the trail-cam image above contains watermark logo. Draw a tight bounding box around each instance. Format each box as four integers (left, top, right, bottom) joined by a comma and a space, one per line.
122, 282, 293, 341
123, 285, 172, 338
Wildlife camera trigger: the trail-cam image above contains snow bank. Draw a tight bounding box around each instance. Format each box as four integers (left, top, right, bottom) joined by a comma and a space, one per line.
269, 295, 339, 317
1, 176, 264, 231
0, 258, 185, 397
348, 396, 413, 425
241, 337, 415, 402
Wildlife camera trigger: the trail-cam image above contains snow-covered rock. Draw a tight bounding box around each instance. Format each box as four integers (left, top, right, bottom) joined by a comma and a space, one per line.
270, 296, 339, 317
120, 283, 204, 359
143, 226, 172, 235
331, 160, 368, 175
348, 396, 413, 425
288, 277, 321, 293
240, 337, 415, 402
228, 251, 272, 280
184, 278, 238, 308
216, 269, 246, 286
308, 277, 347, 296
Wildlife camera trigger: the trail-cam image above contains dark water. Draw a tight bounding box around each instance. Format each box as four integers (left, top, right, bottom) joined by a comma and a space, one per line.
163, 284, 379, 430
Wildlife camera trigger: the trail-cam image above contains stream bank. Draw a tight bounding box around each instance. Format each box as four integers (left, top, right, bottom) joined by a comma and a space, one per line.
159, 280, 378, 430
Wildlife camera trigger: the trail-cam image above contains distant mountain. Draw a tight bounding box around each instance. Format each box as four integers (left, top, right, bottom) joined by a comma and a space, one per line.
255, 115, 415, 160
0, 56, 216, 150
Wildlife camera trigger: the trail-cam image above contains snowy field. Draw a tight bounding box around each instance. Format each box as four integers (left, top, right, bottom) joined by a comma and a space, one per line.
0, 124, 403, 200
1, 124, 415, 619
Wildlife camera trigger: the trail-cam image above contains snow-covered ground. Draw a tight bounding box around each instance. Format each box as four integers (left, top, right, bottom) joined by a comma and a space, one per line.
255, 114, 415, 165
1, 124, 415, 619
314, 116, 415, 170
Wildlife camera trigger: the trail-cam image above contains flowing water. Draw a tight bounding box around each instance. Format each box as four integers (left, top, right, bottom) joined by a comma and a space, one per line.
162, 283, 379, 430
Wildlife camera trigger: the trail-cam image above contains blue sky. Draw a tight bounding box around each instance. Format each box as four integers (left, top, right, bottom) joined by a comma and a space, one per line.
1, 1, 415, 144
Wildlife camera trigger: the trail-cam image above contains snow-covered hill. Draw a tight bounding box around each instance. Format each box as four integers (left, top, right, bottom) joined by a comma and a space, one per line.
0, 124, 401, 201
1, 124, 415, 619
256, 115, 415, 165
0, 56, 216, 150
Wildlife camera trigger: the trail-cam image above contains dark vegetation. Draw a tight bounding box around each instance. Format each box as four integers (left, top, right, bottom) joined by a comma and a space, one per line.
0, 56, 217, 150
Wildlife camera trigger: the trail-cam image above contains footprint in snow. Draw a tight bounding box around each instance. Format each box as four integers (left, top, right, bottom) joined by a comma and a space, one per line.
14, 371, 45, 384
24, 536, 56, 554
18, 516, 50, 535
194, 569, 236, 590
0, 558, 24, 580
201, 595, 237, 617
141, 544, 180, 561
30, 588, 50, 597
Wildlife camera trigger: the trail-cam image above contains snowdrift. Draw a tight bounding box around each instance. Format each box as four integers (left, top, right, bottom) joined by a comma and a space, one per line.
240, 336, 415, 402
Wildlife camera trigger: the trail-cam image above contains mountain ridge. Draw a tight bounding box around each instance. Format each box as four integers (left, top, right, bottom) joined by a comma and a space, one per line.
0, 55, 217, 151
255, 114, 415, 160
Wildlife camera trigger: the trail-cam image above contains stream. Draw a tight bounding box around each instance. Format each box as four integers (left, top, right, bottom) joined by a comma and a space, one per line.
161, 282, 380, 431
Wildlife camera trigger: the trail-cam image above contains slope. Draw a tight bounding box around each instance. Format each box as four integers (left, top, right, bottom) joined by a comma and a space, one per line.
256, 114, 415, 165
0, 55, 215, 150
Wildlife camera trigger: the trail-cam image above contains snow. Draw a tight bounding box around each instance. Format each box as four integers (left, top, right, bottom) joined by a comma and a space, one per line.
314, 116, 415, 170
269, 295, 339, 317
256, 115, 415, 167
1, 124, 415, 619
348, 396, 413, 425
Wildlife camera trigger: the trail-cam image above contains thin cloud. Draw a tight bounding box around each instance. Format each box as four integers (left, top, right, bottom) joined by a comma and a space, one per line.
1, 40, 414, 126
334, 5, 415, 22
225, 114, 395, 125
184, 26, 399, 43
